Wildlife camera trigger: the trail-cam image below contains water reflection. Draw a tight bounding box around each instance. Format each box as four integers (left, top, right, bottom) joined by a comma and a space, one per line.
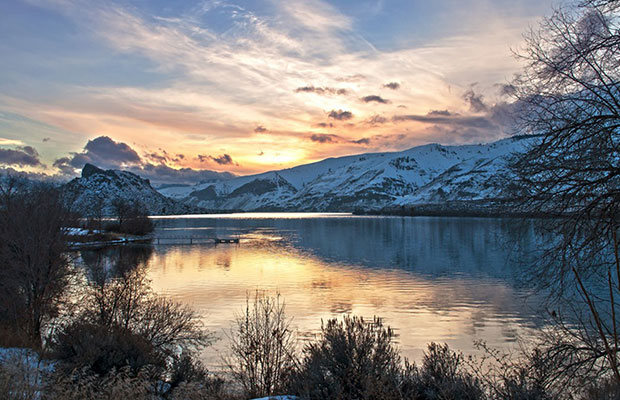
80, 245, 153, 282
113, 215, 545, 369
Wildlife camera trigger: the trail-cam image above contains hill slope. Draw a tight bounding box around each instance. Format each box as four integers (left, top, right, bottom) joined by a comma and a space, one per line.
159, 136, 532, 212
65, 164, 201, 216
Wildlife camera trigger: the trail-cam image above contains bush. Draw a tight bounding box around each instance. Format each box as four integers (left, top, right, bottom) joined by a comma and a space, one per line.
470, 342, 557, 400
0, 182, 76, 348
410, 343, 484, 400
290, 315, 405, 400
165, 352, 231, 399
582, 378, 620, 400
77, 264, 211, 357
225, 292, 296, 398
51, 322, 164, 376
45, 366, 154, 400
0, 349, 48, 400
110, 198, 154, 235
49, 263, 212, 394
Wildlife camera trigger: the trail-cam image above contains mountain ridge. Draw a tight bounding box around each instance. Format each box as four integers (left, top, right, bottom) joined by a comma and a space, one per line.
158, 136, 533, 212
64, 163, 204, 216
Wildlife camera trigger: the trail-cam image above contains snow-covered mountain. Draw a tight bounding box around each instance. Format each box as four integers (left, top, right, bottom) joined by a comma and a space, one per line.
158, 136, 533, 212
65, 164, 201, 216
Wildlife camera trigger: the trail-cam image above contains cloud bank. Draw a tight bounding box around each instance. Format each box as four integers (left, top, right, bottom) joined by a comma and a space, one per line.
0, 0, 551, 174
0, 146, 43, 167
53, 136, 234, 184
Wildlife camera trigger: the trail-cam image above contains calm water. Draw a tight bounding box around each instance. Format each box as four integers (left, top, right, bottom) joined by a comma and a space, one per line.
84, 213, 549, 369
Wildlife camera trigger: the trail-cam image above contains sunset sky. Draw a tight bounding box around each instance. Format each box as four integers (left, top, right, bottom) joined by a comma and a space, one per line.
0, 0, 552, 183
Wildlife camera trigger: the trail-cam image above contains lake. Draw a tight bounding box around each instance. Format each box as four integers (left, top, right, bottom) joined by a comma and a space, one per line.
85, 213, 548, 370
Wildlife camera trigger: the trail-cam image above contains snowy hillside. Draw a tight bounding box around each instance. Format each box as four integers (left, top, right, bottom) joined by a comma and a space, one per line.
158, 136, 533, 212
64, 164, 201, 216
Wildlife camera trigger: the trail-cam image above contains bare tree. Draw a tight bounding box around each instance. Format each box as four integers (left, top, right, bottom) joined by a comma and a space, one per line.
110, 198, 153, 235
0, 179, 76, 349
111, 197, 132, 229
87, 196, 106, 232
225, 291, 296, 398
511, 0, 620, 385
79, 263, 211, 356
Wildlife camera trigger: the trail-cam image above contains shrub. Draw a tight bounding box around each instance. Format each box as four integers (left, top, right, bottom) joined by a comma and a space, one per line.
163, 352, 232, 399
411, 342, 485, 400
0, 349, 47, 400
50, 268, 210, 386
225, 292, 296, 398
78, 264, 211, 357
0, 182, 76, 348
110, 198, 154, 235
582, 378, 620, 400
50, 322, 164, 376
470, 342, 557, 400
290, 315, 405, 400
45, 366, 154, 400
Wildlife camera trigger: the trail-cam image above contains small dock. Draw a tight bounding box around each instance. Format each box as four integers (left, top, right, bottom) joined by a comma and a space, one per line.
152, 235, 240, 245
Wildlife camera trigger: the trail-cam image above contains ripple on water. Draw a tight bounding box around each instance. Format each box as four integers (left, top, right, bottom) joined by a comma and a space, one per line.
116, 214, 548, 368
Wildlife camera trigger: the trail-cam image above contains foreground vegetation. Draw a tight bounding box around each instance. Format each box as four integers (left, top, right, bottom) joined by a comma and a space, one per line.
1, 0, 620, 398
0, 180, 614, 399
0, 287, 619, 400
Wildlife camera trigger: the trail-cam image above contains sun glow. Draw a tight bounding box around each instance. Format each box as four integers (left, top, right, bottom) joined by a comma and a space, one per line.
254, 148, 308, 166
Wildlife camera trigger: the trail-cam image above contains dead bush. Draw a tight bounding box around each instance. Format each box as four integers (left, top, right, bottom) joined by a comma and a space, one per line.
290, 315, 405, 400
410, 343, 485, 400
45, 366, 154, 400
50, 322, 164, 376
224, 292, 296, 399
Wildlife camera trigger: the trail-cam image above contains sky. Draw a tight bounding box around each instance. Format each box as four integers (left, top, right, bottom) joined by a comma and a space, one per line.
0, 0, 553, 183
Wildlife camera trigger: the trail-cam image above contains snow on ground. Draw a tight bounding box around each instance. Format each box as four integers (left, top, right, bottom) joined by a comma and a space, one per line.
249, 396, 298, 400
65, 227, 94, 236
158, 135, 534, 212
0, 347, 54, 398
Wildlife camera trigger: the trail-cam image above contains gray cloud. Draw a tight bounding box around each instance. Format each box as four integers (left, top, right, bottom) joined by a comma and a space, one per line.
309, 133, 372, 146
393, 113, 495, 129
53, 136, 235, 185
428, 109, 453, 116
254, 125, 268, 133
0, 167, 59, 181
211, 154, 234, 165
138, 163, 235, 185
198, 153, 235, 165
0, 146, 43, 167
392, 99, 519, 144
310, 134, 342, 143
295, 86, 348, 95
352, 137, 370, 145
354, 133, 408, 148
145, 149, 171, 164
362, 95, 389, 104
336, 74, 365, 82
497, 83, 516, 97
328, 109, 353, 120
366, 115, 388, 125
383, 82, 400, 90
463, 88, 488, 112
315, 122, 334, 128
53, 136, 141, 173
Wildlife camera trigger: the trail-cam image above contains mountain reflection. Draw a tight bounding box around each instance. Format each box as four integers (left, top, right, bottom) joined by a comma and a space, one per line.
80, 245, 154, 282
134, 215, 547, 368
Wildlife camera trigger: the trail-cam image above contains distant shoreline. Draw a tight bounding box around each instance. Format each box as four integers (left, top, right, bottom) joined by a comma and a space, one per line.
145, 207, 551, 219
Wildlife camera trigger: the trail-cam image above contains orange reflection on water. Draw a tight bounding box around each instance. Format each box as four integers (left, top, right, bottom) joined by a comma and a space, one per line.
147, 239, 541, 370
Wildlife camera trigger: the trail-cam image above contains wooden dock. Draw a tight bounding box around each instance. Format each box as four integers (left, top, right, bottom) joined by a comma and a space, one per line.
152, 235, 240, 245
69, 235, 241, 249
